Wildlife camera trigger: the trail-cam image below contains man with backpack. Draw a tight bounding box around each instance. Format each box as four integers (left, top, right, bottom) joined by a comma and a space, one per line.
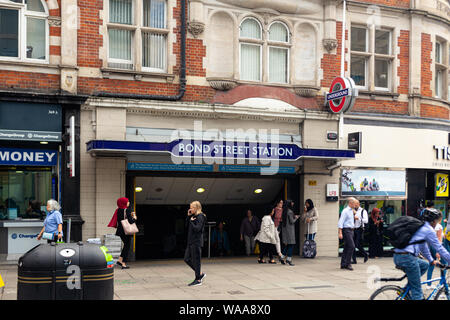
390, 208, 450, 300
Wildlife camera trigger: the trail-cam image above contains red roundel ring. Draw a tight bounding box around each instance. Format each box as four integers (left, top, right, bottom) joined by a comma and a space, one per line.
328, 77, 347, 113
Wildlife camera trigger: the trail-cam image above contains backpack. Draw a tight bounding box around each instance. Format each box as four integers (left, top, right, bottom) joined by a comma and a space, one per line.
385, 216, 425, 249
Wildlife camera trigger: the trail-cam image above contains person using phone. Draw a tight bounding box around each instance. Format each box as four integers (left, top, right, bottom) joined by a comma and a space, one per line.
184, 201, 206, 286
114, 197, 137, 269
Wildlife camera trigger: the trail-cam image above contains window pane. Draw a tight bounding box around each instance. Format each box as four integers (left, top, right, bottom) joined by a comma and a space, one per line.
375, 30, 390, 55
110, 0, 132, 24
142, 32, 166, 70
435, 69, 442, 98
436, 42, 441, 64
351, 56, 366, 87
143, 0, 166, 28
269, 47, 288, 83
240, 19, 261, 39
351, 27, 367, 52
26, 0, 45, 12
240, 44, 260, 81
269, 23, 288, 42
0, 170, 52, 221
109, 28, 132, 61
27, 18, 46, 59
375, 59, 389, 88
0, 9, 19, 58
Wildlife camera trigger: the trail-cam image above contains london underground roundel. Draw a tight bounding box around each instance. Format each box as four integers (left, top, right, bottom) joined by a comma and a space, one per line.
325, 77, 358, 114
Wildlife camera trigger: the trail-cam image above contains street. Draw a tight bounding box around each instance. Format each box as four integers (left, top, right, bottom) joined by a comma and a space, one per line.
0, 256, 424, 300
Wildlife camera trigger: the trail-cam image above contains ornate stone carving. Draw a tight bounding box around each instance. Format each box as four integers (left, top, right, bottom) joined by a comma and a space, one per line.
207, 78, 238, 91
293, 85, 320, 97
48, 17, 62, 27
188, 21, 205, 38
323, 39, 338, 52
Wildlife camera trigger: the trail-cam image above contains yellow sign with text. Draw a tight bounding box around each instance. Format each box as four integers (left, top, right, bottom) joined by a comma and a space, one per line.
436, 173, 449, 197
0, 274, 4, 288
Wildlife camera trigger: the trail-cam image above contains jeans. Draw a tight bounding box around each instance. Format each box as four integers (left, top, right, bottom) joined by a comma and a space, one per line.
305, 233, 316, 240
282, 244, 294, 258
184, 244, 202, 280
244, 235, 255, 256
393, 253, 429, 300
427, 246, 448, 283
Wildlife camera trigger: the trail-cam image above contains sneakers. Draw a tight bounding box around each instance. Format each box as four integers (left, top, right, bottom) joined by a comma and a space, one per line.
188, 279, 202, 287
198, 273, 206, 282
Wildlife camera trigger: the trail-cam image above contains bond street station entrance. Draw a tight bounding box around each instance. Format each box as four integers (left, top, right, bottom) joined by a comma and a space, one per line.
127, 172, 300, 260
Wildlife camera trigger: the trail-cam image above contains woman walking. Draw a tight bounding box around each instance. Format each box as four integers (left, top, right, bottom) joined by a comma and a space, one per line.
302, 199, 318, 241
184, 201, 207, 286
255, 208, 278, 264
281, 200, 300, 266
108, 197, 137, 269
37, 199, 63, 243
368, 208, 384, 259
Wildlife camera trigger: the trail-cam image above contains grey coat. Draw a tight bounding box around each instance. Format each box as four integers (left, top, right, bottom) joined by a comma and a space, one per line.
281, 209, 299, 245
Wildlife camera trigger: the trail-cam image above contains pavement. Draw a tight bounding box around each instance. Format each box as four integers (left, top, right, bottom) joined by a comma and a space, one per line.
0, 255, 439, 300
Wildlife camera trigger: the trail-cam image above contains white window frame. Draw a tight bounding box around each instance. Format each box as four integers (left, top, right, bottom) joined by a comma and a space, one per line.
239, 17, 263, 82
350, 25, 394, 92
267, 21, 290, 84
0, 0, 49, 64
434, 38, 448, 101
141, 0, 168, 73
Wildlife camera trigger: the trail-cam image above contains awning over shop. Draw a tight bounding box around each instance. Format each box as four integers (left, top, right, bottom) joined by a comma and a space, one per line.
86, 140, 355, 161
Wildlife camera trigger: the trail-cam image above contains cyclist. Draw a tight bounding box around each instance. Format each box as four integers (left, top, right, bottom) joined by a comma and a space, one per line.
393, 208, 450, 300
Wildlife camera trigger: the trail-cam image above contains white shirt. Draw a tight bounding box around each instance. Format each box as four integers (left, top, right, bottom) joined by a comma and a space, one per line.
435, 223, 443, 243
354, 207, 368, 229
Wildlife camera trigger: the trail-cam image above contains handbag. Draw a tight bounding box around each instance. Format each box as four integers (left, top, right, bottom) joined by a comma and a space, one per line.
121, 215, 139, 235
42, 232, 55, 240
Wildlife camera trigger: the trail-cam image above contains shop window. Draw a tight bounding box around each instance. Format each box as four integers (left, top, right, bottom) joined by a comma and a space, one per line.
107, 0, 168, 72
0, 169, 52, 220
0, 0, 48, 62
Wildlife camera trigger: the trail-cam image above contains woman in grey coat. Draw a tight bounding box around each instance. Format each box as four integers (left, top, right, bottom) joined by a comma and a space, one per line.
280, 200, 300, 266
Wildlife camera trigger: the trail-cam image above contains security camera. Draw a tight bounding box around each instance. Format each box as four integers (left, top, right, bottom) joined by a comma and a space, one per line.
327, 162, 341, 171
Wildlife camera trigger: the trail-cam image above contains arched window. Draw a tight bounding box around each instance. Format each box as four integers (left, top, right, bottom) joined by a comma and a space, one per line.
268, 22, 289, 83
0, 0, 48, 61
239, 18, 262, 81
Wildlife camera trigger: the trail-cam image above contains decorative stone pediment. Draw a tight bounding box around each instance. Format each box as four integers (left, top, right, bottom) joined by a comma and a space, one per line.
215, 0, 321, 15
207, 78, 238, 91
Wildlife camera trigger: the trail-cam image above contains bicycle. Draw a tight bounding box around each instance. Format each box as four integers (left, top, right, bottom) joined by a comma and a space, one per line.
369, 263, 450, 300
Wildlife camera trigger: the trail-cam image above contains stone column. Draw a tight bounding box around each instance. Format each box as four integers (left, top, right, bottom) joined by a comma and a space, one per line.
60, 0, 78, 94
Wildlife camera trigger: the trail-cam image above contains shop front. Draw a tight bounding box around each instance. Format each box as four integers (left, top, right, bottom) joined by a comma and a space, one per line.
340, 114, 450, 256
0, 99, 82, 261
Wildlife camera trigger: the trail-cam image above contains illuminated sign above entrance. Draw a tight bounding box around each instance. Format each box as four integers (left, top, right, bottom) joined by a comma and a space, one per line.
87, 140, 356, 162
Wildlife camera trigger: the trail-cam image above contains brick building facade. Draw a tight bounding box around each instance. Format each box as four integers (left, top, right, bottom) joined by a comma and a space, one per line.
0, 0, 449, 260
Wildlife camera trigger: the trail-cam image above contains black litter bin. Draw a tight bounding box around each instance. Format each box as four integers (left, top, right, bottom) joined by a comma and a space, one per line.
18, 242, 114, 300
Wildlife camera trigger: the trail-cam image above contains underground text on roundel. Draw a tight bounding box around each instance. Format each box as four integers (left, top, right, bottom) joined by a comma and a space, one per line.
178, 304, 271, 318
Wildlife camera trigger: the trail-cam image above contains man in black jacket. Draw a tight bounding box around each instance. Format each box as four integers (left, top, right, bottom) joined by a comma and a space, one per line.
184, 201, 206, 286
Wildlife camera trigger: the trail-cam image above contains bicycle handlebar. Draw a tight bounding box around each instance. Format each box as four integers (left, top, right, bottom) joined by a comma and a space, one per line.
436, 263, 450, 270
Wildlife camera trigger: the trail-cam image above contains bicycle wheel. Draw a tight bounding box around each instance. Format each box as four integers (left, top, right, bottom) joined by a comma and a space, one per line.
434, 286, 450, 300
369, 285, 409, 300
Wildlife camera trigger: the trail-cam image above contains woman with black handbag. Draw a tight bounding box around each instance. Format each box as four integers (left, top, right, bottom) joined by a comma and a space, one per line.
109, 197, 137, 269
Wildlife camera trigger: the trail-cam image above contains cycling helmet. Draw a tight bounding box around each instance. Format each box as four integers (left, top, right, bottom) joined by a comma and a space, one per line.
421, 208, 442, 223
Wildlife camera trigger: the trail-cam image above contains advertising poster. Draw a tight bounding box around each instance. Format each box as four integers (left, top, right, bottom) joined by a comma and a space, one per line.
436, 173, 449, 197
341, 169, 406, 196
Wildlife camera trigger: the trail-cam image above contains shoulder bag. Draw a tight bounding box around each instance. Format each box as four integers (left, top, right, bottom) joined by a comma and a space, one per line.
121, 213, 139, 235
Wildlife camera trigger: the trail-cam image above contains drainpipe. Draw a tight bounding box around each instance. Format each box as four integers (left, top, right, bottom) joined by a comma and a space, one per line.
93, 0, 187, 101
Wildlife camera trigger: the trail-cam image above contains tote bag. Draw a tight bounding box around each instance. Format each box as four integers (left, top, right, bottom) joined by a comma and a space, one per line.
121, 217, 139, 235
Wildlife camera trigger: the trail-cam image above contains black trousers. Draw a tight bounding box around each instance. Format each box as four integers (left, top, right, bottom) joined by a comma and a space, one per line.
258, 242, 274, 261
120, 235, 132, 262
341, 228, 355, 268
184, 244, 202, 279
352, 228, 368, 262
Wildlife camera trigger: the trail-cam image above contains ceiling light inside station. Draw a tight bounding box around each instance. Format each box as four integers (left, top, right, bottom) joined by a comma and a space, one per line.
254, 189, 263, 194
135, 187, 143, 192
196, 188, 205, 193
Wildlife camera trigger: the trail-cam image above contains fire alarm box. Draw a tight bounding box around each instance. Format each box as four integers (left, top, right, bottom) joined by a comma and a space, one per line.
326, 184, 339, 201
